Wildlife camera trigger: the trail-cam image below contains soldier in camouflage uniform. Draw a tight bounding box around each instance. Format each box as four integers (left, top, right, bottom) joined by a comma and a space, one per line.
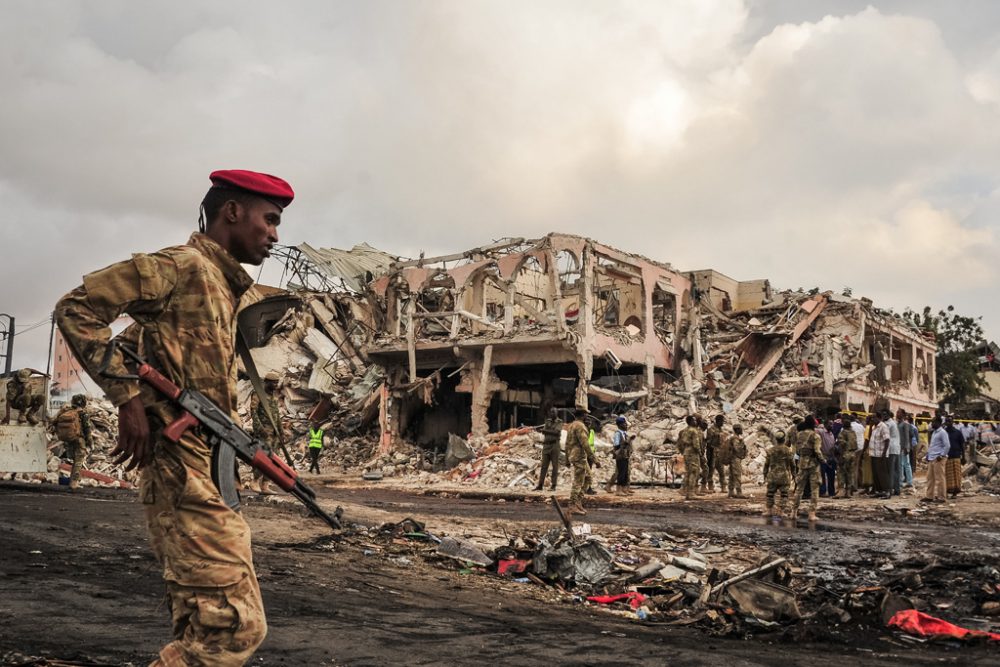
678, 415, 703, 500
704, 414, 727, 492
565, 408, 593, 515
762, 429, 794, 517
785, 415, 801, 450
3, 369, 45, 425
54, 394, 93, 489
836, 415, 858, 497
789, 415, 824, 521
55, 169, 293, 666
534, 408, 563, 491
726, 423, 748, 498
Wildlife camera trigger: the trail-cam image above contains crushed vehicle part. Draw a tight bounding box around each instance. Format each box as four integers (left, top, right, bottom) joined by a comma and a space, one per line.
437, 536, 493, 567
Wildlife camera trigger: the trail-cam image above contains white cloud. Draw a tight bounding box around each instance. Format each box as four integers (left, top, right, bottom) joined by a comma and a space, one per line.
2, 1, 1000, 371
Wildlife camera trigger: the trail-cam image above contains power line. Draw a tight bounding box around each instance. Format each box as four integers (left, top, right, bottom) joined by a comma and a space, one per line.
13, 317, 52, 337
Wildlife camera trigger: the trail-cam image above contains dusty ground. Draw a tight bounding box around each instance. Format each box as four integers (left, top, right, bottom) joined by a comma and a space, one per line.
1, 478, 998, 666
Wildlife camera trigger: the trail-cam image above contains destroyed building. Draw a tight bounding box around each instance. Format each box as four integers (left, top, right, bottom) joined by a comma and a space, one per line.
691, 270, 939, 416
269, 233, 939, 458
360, 234, 689, 449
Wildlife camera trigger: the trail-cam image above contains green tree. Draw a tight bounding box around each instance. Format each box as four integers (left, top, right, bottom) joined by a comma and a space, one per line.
903, 305, 987, 405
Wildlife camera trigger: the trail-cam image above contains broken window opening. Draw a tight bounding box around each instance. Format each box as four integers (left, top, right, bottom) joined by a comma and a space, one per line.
385, 275, 411, 337
596, 288, 620, 326
477, 266, 506, 327
915, 349, 931, 392
416, 272, 456, 337
556, 249, 581, 292
591, 252, 645, 333
510, 256, 549, 328
864, 331, 895, 385
652, 284, 678, 344
890, 340, 913, 384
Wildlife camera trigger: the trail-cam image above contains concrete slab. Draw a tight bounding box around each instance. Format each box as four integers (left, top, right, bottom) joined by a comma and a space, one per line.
0, 424, 48, 473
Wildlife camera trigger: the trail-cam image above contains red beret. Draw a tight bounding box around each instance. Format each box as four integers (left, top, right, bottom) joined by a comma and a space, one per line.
209, 169, 294, 209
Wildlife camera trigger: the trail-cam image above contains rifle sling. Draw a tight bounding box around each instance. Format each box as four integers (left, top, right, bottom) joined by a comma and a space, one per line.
236, 331, 294, 466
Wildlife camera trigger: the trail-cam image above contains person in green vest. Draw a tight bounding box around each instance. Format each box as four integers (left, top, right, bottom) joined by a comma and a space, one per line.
308, 421, 325, 474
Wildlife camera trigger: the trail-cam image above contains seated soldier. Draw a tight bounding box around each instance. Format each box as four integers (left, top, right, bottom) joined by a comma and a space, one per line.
3, 369, 45, 426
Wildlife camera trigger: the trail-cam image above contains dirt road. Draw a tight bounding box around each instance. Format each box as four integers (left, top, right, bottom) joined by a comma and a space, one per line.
0, 481, 996, 666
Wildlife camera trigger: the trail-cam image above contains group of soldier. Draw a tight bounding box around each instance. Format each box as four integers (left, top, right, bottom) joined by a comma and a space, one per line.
683, 411, 868, 521
677, 414, 749, 501
532, 405, 873, 524
533, 407, 635, 516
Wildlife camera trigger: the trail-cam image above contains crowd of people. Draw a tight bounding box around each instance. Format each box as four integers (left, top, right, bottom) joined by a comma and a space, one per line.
534, 406, 992, 518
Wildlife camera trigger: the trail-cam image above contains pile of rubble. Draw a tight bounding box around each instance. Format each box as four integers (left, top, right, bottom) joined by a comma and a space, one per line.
385, 392, 810, 491
685, 290, 923, 411
347, 503, 1000, 642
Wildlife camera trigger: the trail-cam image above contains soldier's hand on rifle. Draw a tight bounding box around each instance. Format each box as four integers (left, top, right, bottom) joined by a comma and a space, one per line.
113, 396, 153, 471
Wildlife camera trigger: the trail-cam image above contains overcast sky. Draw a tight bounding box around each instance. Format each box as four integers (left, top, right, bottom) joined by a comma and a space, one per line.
3, 0, 1000, 372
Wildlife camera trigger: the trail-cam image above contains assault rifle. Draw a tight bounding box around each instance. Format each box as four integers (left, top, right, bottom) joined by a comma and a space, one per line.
99, 340, 342, 530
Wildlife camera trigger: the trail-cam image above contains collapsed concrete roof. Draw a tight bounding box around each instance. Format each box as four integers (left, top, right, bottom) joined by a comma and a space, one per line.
296, 242, 399, 292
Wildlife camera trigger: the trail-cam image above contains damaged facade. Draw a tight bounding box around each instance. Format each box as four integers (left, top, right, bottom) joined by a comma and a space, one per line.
269, 233, 939, 457
691, 270, 939, 416
363, 234, 688, 450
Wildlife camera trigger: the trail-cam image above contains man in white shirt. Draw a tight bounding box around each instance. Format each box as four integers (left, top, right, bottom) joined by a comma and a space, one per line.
887, 413, 901, 496
851, 417, 865, 451
869, 413, 891, 498
849, 416, 865, 492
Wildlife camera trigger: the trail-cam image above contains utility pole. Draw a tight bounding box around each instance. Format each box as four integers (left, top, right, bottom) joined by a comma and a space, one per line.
45, 313, 55, 378
0, 314, 13, 377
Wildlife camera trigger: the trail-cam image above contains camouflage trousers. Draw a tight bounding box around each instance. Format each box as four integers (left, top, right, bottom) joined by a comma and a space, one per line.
765, 480, 790, 513
727, 459, 742, 495
65, 437, 87, 486
699, 446, 709, 487
10, 394, 44, 424
683, 451, 701, 498
569, 456, 589, 504
143, 433, 266, 666
790, 462, 821, 514
839, 454, 856, 495
706, 449, 726, 490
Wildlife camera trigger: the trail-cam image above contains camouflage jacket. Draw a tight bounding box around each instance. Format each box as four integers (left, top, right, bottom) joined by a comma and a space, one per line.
565, 420, 591, 463
6, 376, 37, 403
785, 427, 799, 449
796, 430, 823, 470
677, 426, 702, 457
728, 435, 747, 461
763, 443, 795, 484
55, 233, 258, 431
705, 425, 724, 451
836, 429, 857, 462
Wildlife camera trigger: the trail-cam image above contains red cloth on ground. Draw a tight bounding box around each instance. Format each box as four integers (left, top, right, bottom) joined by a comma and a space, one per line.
887, 610, 1000, 642
497, 559, 530, 576
586, 592, 647, 610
